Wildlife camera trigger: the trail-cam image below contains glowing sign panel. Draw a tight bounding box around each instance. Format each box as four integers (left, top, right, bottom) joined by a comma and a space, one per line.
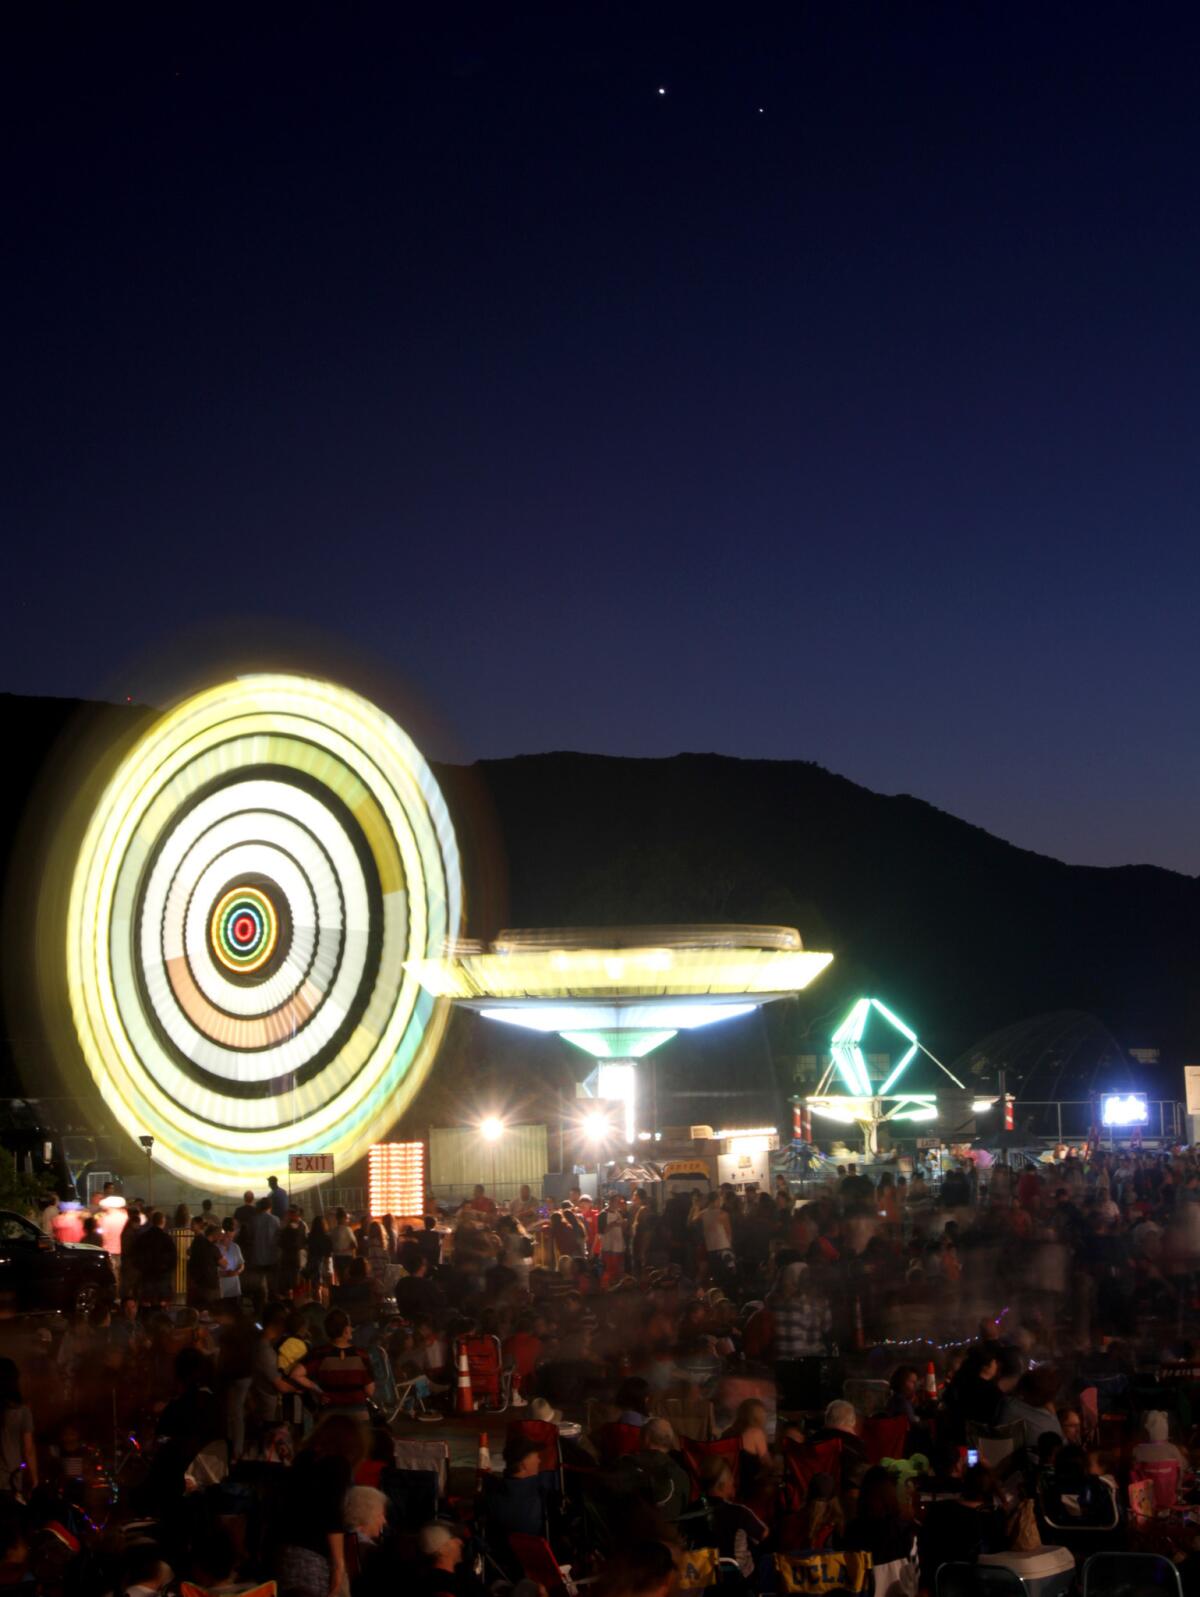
368, 1142, 425, 1217
1101, 1093, 1149, 1127
67, 674, 461, 1191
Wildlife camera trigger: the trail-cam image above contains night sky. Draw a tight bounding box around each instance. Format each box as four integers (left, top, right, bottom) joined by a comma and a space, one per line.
7, 6, 1200, 872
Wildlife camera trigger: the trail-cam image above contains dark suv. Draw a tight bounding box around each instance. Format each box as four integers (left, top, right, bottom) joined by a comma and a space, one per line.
0, 1211, 116, 1315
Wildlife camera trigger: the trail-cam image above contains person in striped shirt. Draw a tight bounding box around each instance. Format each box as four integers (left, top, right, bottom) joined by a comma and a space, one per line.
308, 1309, 375, 1418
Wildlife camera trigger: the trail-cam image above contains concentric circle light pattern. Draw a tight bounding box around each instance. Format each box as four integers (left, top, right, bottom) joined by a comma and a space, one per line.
67, 675, 462, 1191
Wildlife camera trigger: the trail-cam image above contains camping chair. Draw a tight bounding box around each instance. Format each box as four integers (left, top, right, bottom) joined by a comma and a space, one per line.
506, 1417, 564, 1504
594, 1420, 646, 1465
509, 1532, 594, 1597
936, 1565, 1025, 1597
1131, 1460, 1181, 1513
456, 1334, 511, 1412
675, 1548, 744, 1592
1082, 1552, 1184, 1597
365, 1342, 403, 1422
680, 1437, 742, 1501
391, 1436, 450, 1498
779, 1437, 843, 1494
766, 1549, 872, 1594
843, 1378, 892, 1418
653, 1392, 713, 1441
862, 1414, 909, 1465
1038, 1473, 1122, 1562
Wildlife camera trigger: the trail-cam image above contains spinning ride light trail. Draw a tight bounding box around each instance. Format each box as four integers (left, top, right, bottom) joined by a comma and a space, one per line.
406, 924, 834, 1143
66, 674, 461, 1191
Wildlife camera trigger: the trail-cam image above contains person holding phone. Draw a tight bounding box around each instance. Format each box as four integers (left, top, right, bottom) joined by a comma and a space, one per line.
918, 1464, 1010, 1569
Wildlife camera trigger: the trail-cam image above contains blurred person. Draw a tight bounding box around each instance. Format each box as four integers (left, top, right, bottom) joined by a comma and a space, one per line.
271, 1415, 366, 1597
0, 1359, 35, 1497
769, 1261, 831, 1410
704, 1459, 768, 1577
217, 1215, 245, 1300
308, 1308, 375, 1418
918, 1464, 1009, 1570
1001, 1366, 1063, 1444
845, 1464, 916, 1566
1133, 1409, 1188, 1468
598, 1194, 629, 1287
305, 1212, 334, 1292
633, 1418, 691, 1525
187, 1219, 222, 1310
885, 1364, 921, 1423
330, 1208, 356, 1283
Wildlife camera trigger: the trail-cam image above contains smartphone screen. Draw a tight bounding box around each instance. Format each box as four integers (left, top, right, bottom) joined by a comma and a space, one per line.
966, 1448, 979, 1467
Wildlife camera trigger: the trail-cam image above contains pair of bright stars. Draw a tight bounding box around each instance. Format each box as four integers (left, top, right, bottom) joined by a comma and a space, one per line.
656, 85, 765, 113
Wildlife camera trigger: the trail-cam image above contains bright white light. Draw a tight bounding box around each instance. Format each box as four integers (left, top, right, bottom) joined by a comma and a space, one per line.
477, 1001, 758, 1035
480, 1117, 505, 1142
811, 1104, 858, 1124
582, 1112, 611, 1144
972, 1098, 997, 1113
712, 1126, 778, 1140
597, 1062, 637, 1143
730, 1137, 769, 1156
1101, 1093, 1148, 1127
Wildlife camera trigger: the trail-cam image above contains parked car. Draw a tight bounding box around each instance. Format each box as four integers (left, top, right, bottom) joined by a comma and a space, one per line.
0, 1210, 115, 1315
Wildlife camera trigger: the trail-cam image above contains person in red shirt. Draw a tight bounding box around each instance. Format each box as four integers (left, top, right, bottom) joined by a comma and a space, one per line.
309, 1309, 376, 1418
462, 1184, 497, 1220
503, 1311, 544, 1401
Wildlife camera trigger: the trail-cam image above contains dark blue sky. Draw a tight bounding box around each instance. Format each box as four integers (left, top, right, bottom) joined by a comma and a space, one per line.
6, 5, 1200, 871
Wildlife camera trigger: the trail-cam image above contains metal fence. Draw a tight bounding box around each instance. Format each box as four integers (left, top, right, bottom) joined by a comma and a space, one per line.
1015, 1098, 1184, 1144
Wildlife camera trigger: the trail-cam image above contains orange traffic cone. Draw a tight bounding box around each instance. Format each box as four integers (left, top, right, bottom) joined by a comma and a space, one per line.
455, 1342, 474, 1414
924, 1360, 938, 1400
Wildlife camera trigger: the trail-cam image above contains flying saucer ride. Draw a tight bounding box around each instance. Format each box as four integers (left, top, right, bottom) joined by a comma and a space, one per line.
406, 923, 834, 1141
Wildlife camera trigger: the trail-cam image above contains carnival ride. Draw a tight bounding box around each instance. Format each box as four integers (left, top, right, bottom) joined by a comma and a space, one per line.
65, 673, 462, 1191
798, 995, 970, 1155
405, 924, 834, 1142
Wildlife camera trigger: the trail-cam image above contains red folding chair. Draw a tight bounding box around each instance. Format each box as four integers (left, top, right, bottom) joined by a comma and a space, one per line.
594, 1420, 646, 1465
1132, 1459, 1181, 1512
781, 1437, 842, 1508
508, 1532, 575, 1597
507, 1416, 563, 1496
680, 1436, 742, 1500
862, 1415, 909, 1465
456, 1334, 510, 1411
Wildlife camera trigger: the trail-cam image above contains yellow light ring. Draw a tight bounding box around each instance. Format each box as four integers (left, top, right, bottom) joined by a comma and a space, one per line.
66, 675, 461, 1191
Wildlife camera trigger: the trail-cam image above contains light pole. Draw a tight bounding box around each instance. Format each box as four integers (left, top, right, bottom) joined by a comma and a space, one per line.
138, 1134, 154, 1208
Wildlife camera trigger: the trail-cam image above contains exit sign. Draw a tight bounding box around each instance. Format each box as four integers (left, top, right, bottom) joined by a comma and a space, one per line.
288, 1153, 334, 1175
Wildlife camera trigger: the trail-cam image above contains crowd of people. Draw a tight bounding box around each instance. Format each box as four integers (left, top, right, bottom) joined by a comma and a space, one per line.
4, 1146, 1200, 1596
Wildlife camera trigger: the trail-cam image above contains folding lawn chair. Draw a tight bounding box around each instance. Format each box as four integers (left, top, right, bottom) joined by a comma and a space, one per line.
1082, 1552, 1183, 1597
509, 1531, 594, 1597
862, 1414, 909, 1465
680, 1436, 742, 1500
456, 1334, 511, 1412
